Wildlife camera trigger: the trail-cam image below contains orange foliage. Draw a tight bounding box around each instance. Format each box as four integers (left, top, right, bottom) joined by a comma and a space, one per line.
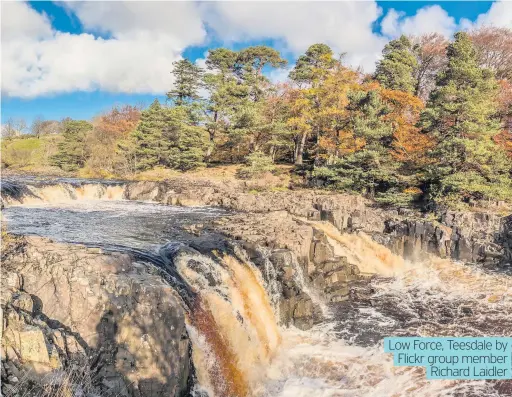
381, 89, 435, 167
94, 105, 141, 141
495, 80, 512, 158
316, 67, 361, 159
494, 131, 512, 158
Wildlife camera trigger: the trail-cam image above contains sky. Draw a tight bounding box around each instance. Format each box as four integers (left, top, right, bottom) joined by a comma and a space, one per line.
1, 1, 511, 126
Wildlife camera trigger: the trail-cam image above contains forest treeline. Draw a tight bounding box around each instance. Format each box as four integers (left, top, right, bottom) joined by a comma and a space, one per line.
3, 28, 512, 209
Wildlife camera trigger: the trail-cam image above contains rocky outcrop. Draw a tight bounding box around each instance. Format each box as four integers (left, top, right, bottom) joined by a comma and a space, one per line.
207, 211, 367, 329
1, 237, 191, 397
124, 179, 511, 267
3, 177, 509, 268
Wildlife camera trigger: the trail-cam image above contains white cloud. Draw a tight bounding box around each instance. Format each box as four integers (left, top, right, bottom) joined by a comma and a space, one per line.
381, 5, 457, 39
1, 1, 206, 98
202, 2, 387, 72
65, 1, 205, 46
1, 1, 53, 40
461, 0, 512, 30
2, 1, 511, 99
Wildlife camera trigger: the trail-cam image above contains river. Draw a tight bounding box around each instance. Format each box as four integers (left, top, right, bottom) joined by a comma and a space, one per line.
2, 178, 511, 397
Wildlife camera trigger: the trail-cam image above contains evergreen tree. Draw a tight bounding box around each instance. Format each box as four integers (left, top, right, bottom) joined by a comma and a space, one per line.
314, 89, 398, 197
132, 100, 208, 171
51, 120, 92, 171
289, 44, 336, 87
421, 31, 512, 206
132, 99, 167, 170
164, 107, 208, 170
375, 35, 418, 94
167, 59, 203, 106
202, 46, 286, 161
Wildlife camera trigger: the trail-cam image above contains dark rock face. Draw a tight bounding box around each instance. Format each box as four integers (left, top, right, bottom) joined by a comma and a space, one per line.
380, 212, 511, 267
3, 177, 509, 268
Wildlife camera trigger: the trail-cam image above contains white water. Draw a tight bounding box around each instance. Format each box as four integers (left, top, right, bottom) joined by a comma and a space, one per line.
3, 183, 511, 397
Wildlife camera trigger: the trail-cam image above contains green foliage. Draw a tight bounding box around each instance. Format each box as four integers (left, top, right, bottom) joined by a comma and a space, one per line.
421, 31, 511, 205
203, 45, 287, 161
132, 99, 168, 170
167, 59, 203, 106
50, 120, 92, 171
375, 35, 418, 93
4, 37, 511, 210
313, 89, 401, 197
289, 44, 336, 85
132, 100, 208, 171
237, 151, 276, 179
375, 190, 422, 207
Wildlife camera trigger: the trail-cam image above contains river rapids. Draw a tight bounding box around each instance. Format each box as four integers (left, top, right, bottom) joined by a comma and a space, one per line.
2, 178, 511, 397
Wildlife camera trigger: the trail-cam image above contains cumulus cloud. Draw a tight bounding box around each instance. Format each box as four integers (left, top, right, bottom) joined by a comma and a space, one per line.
201, 1, 387, 72
460, 0, 512, 30
1, 1, 52, 40
2, 1, 511, 99
381, 5, 457, 39
1, 1, 206, 98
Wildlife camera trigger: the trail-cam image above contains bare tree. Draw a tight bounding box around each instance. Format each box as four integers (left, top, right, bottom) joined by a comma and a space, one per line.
412, 33, 448, 101
40, 120, 63, 135
31, 115, 45, 138
2, 117, 27, 138
469, 26, 512, 80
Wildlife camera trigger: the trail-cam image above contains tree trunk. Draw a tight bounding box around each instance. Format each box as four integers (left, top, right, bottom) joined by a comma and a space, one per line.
294, 133, 307, 165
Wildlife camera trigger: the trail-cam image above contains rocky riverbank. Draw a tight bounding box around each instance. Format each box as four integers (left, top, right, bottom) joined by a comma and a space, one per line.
121, 178, 512, 268
1, 176, 511, 396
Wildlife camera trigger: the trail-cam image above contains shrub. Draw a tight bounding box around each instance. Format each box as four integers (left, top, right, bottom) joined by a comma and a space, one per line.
236, 151, 276, 179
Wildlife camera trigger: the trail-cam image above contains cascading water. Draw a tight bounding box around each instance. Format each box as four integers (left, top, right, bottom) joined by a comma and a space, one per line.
162, 243, 281, 396
2, 179, 511, 397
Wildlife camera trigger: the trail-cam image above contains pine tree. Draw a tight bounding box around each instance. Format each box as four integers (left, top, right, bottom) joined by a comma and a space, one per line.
132, 100, 208, 171
132, 99, 167, 171
314, 88, 398, 197
167, 59, 203, 106
421, 31, 512, 206
51, 120, 92, 171
164, 107, 208, 170
375, 35, 418, 94
289, 44, 336, 87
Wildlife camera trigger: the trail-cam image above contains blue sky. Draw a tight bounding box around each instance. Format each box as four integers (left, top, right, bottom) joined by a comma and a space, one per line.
1, 1, 507, 127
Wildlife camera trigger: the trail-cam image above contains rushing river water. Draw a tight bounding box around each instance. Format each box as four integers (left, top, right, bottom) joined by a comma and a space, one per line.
2, 183, 512, 397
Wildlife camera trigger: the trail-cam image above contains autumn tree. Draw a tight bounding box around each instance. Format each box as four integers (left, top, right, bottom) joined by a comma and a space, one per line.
375, 35, 418, 94
494, 79, 512, 158
315, 66, 360, 164
84, 105, 141, 176
313, 86, 398, 198
469, 26, 512, 80
412, 33, 448, 101
421, 32, 511, 206
288, 44, 338, 165
383, 90, 432, 166
51, 120, 93, 171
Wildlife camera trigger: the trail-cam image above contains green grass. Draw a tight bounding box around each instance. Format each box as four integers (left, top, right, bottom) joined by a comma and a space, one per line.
2, 134, 62, 170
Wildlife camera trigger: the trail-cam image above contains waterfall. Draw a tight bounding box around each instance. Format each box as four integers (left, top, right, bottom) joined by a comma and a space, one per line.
160, 243, 281, 397
308, 220, 406, 277
2, 182, 127, 205
4, 178, 510, 397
